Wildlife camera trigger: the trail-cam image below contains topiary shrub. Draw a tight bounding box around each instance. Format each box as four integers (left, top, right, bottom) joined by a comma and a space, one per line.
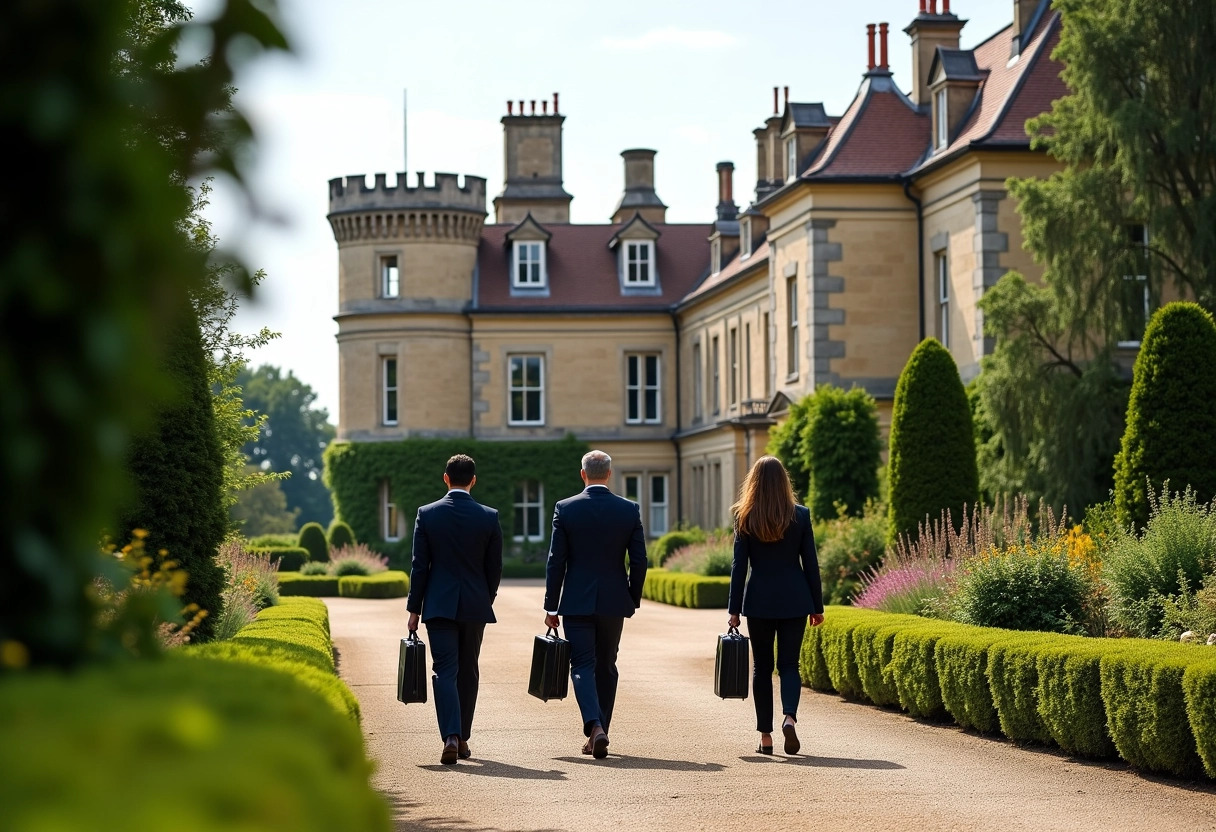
851, 618, 906, 708
1183, 659, 1216, 779
800, 385, 881, 521
1115, 302, 1216, 528
298, 522, 329, 564
328, 520, 356, 550
640, 569, 729, 608
934, 631, 1002, 734
887, 338, 978, 545
986, 634, 1057, 745
117, 310, 227, 641
338, 572, 410, 599
649, 527, 706, 567
1034, 639, 1120, 759
249, 546, 309, 573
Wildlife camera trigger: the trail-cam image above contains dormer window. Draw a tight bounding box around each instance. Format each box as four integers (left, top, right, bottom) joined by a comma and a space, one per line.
786, 138, 798, 181
513, 240, 546, 288
624, 241, 654, 286
935, 89, 949, 150
740, 219, 752, 260
711, 239, 722, 276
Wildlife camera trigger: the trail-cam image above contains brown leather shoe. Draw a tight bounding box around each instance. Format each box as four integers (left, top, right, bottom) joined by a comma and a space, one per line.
782, 720, 800, 755
441, 738, 459, 765
458, 740, 471, 760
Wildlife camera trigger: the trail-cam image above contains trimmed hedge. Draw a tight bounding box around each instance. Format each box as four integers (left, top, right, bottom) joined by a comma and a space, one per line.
298, 521, 329, 563
502, 558, 546, 579
800, 606, 1216, 779
642, 568, 730, 609
339, 572, 410, 599
250, 545, 310, 572
0, 599, 389, 830
328, 519, 356, 549
278, 571, 410, 599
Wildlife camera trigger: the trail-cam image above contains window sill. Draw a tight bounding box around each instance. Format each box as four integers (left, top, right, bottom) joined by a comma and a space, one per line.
507, 422, 546, 427
785, 373, 800, 383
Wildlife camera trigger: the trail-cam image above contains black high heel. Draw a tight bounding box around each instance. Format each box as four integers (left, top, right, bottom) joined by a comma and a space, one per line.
757, 734, 773, 755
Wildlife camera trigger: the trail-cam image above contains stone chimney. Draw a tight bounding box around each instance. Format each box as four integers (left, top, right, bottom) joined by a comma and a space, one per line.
904, 1, 966, 106
716, 161, 738, 222
1012, 0, 1044, 57
493, 92, 573, 224
611, 149, 667, 224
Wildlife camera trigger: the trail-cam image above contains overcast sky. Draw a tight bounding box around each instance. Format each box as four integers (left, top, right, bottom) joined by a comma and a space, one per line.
205, 0, 1013, 423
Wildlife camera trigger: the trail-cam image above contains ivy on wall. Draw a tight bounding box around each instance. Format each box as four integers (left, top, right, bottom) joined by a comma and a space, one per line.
324, 436, 589, 567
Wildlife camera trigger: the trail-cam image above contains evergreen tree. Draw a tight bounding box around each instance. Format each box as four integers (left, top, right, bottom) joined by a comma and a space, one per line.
888, 339, 979, 544
1115, 302, 1216, 526
800, 385, 881, 521
119, 310, 228, 641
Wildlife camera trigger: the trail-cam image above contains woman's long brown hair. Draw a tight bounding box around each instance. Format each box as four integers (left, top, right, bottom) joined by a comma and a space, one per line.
731, 456, 797, 543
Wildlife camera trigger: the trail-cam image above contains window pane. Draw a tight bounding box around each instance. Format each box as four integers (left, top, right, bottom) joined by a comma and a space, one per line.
514, 507, 525, 536
628, 355, 638, 386
385, 359, 397, 387
526, 356, 541, 387
526, 505, 540, 537
624, 475, 640, 501
644, 389, 657, 420
510, 391, 524, 422
526, 390, 541, 421
645, 355, 658, 384
627, 392, 639, 422
386, 391, 397, 422
510, 357, 523, 387
650, 505, 667, 535
639, 262, 649, 282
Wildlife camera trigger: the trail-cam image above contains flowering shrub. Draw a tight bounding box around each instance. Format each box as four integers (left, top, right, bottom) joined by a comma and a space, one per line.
300, 561, 330, 576
817, 500, 887, 605
326, 544, 388, 577
854, 560, 955, 615
663, 535, 733, 577
211, 540, 280, 641
946, 533, 1097, 634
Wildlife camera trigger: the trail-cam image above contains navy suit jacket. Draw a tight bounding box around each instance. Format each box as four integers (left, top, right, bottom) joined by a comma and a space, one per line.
727, 505, 824, 619
406, 490, 503, 623
544, 486, 648, 618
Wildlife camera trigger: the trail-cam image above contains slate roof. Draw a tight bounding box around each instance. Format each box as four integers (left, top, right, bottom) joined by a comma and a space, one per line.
679, 239, 771, 307
475, 221, 711, 312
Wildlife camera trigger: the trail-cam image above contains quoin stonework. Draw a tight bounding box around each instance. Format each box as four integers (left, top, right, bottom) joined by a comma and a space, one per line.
329, 0, 1098, 547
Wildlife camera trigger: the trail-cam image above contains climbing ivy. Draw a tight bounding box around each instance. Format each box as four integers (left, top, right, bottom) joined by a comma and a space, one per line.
324, 436, 588, 567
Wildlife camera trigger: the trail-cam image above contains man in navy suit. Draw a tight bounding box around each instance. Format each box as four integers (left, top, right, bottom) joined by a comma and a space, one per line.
407, 454, 503, 765
544, 450, 647, 759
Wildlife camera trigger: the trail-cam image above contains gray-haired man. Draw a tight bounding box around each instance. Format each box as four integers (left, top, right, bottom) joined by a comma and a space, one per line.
543, 450, 648, 758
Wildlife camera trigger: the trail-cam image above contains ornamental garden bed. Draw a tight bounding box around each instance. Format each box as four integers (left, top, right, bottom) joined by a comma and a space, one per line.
801, 606, 1216, 780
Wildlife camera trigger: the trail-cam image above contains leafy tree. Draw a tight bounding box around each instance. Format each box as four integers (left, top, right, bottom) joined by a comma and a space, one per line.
1115, 303, 1216, 526
118, 310, 228, 641
888, 339, 978, 544
0, 0, 287, 668
800, 385, 881, 521
765, 395, 813, 502
977, 0, 1216, 511
230, 466, 299, 537
239, 365, 337, 527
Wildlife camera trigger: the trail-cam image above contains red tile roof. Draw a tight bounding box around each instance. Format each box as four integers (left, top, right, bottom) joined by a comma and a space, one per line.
802, 75, 929, 180
680, 239, 770, 306
475, 221, 711, 311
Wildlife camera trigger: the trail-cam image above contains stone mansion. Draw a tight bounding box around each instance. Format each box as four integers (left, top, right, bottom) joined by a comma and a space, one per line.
328, 0, 1089, 547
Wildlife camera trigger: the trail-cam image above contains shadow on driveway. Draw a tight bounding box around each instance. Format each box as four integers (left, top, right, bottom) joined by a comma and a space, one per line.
738, 754, 904, 769
417, 760, 567, 780
554, 754, 726, 772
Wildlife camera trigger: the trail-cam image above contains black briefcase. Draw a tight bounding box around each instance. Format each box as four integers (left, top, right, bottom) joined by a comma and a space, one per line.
397, 631, 428, 704
715, 626, 750, 700
528, 627, 570, 702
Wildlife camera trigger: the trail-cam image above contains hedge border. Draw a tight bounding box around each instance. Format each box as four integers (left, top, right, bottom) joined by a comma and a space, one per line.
642, 568, 730, 609
800, 606, 1216, 779
278, 571, 409, 599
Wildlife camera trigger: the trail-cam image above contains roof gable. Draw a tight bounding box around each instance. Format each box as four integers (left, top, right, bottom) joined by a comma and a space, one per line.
608, 213, 661, 247
504, 213, 552, 243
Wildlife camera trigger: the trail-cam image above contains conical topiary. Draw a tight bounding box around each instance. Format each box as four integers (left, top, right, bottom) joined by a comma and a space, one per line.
800, 384, 881, 520
327, 519, 356, 550
297, 521, 328, 563
1114, 302, 1216, 528
887, 338, 979, 544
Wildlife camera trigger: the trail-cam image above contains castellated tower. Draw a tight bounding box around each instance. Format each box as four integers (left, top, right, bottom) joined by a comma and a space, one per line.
327, 171, 486, 441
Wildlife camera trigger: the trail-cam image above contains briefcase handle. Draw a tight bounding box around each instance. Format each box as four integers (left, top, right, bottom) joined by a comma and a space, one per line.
546, 627, 560, 638
407, 630, 421, 642
726, 625, 742, 637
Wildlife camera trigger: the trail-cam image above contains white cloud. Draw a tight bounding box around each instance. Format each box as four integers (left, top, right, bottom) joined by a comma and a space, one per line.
601, 27, 739, 51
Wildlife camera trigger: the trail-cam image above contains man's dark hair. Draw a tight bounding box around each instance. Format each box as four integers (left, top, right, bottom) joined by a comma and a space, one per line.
445, 454, 476, 487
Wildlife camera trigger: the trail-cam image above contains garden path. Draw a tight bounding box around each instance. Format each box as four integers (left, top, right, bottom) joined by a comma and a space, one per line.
330, 582, 1216, 832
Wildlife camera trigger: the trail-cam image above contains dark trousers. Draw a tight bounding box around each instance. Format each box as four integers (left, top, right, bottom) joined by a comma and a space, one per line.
746, 615, 808, 733
425, 618, 486, 741
564, 615, 625, 737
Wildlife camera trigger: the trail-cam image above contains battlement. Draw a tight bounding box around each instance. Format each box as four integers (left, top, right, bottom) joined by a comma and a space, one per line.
328, 172, 487, 215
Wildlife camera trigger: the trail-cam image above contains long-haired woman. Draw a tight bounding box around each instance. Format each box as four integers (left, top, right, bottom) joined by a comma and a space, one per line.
727, 455, 824, 755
